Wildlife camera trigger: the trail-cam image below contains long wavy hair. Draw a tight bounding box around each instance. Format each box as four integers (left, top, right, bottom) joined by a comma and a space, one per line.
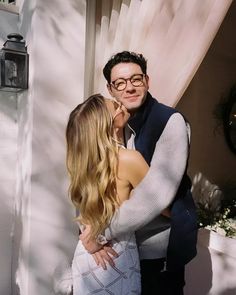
66, 94, 119, 239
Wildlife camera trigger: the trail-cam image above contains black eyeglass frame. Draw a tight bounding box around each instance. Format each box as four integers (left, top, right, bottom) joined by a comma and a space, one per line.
110, 73, 146, 91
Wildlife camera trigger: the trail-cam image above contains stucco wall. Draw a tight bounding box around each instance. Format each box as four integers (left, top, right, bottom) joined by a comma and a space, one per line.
14, 1, 87, 294
0, 8, 19, 295
0, 91, 18, 295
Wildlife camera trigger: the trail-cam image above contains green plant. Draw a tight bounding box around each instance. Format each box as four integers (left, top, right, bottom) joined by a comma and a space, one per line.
197, 184, 236, 238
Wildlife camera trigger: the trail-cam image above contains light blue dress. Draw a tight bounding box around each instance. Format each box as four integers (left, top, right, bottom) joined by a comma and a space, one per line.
72, 232, 141, 294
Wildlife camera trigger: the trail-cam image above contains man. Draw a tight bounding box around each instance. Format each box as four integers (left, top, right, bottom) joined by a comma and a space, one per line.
81, 51, 198, 295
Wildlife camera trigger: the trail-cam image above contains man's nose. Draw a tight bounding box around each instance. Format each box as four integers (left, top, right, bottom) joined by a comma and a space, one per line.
125, 80, 135, 91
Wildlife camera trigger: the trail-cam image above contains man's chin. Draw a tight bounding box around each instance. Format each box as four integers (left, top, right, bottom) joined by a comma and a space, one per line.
126, 102, 142, 113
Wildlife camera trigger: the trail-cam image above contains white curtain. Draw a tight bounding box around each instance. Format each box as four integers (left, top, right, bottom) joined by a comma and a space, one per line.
86, 0, 232, 106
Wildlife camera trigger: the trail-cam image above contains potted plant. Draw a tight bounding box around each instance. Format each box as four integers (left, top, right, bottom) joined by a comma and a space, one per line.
184, 173, 236, 295
196, 181, 236, 238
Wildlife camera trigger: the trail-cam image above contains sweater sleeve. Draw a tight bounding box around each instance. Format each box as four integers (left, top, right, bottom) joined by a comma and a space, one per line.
105, 113, 190, 240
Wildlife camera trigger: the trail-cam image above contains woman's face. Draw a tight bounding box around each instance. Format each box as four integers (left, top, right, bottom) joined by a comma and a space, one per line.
105, 99, 130, 129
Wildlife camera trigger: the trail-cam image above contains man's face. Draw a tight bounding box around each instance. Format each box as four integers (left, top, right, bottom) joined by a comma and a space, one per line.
107, 62, 149, 113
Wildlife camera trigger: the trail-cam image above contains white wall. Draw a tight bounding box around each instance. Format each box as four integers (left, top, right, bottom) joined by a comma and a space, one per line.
0, 8, 19, 295
0, 91, 18, 295
177, 2, 236, 294
13, 0, 87, 294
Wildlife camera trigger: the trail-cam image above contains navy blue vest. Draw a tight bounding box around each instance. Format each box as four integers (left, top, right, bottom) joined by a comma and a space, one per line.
128, 92, 198, 270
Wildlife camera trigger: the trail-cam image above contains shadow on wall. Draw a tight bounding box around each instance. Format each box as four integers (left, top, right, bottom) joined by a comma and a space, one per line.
185, 173, 214, 295
0, 10, 19, 43
191, 172, 223, 216
11, 91, 31, 294
0, 182, 17, 294
15, 0, 86, 294
12, 89, 78, 293
12, 209, 23, 295
0, 92, 18, 295
19, 0, 36, 38
184, 229, 213, 295
0, 92, 17, 120
20, 0, 86, 46
219, 289, 236, 295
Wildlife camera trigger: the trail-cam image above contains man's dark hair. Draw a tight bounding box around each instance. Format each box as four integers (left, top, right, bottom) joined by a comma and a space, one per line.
103, 51, 147, 84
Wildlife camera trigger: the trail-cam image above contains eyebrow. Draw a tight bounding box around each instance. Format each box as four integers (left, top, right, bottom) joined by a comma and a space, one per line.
112, 73, 144, 82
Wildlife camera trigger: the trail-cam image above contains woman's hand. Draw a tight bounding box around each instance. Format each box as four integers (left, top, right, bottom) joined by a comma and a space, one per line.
92, 245, 119, 270
161, 208, 171, 218
79, 224, 119, 269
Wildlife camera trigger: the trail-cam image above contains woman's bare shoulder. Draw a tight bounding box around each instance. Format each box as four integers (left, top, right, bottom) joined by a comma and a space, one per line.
118, 148, 144, 165
118, 148, 149, 172
118, 148, 149, 188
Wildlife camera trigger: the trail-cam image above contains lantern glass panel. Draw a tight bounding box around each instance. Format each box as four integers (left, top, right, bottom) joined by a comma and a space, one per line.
4, 52, 26, 88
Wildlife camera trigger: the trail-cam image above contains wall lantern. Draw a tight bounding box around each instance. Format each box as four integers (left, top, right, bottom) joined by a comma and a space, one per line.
0, 33, 29, 92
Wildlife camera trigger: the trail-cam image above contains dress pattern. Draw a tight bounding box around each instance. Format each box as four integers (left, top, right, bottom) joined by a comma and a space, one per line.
72, 233, 141, 295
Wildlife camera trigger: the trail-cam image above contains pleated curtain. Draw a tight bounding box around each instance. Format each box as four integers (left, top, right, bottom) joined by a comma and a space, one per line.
85, 0, 232, 106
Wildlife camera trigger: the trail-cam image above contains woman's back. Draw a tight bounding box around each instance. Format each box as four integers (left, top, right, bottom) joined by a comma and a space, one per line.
116, 148, 149, 205
72, 148, 149, 295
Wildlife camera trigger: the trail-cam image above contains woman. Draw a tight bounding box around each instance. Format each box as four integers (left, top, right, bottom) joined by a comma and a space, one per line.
66, 94, 149, 294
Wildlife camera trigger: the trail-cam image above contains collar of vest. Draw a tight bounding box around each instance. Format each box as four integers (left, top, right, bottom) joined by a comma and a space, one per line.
128, 92, 156, 132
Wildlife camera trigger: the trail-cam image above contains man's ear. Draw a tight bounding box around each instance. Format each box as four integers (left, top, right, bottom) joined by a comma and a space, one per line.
107, 83, 114, 97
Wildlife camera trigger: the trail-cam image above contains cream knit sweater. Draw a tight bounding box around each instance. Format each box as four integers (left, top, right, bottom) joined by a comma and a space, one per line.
105, 113, 191, 260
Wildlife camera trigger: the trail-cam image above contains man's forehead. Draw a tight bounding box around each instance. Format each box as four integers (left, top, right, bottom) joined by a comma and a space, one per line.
111, 62, 142, 78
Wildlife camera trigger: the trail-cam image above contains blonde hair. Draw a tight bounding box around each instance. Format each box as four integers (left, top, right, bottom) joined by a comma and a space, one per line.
66, 94, 119, 239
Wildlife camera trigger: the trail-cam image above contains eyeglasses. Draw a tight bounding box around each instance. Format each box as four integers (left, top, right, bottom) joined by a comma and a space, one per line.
110, 74, 146, 91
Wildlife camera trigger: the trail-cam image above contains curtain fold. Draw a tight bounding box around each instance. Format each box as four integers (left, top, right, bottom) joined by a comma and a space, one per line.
89, 0, 232, 106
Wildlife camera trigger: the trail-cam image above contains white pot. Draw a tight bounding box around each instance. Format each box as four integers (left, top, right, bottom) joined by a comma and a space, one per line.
184, 228, 236, 295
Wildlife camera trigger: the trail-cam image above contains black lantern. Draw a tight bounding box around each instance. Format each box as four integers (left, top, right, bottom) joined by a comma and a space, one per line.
0, 33, 29, 92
